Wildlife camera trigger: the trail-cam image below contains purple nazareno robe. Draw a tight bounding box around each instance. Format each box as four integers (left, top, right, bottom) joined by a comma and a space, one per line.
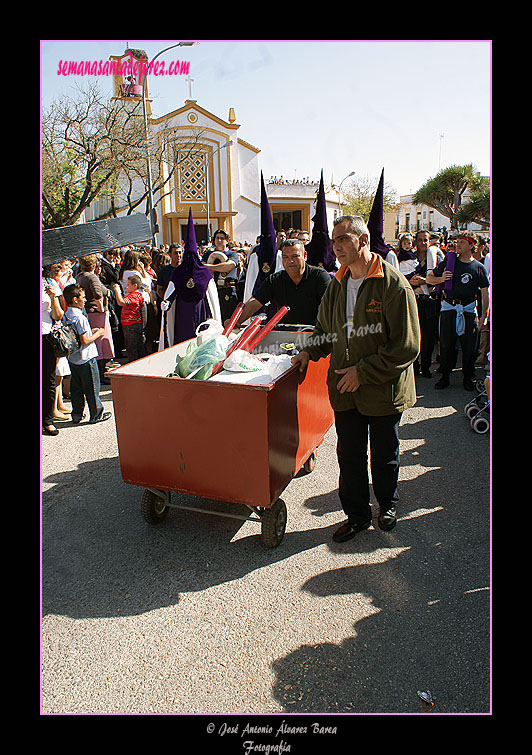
162, 207, 215, 347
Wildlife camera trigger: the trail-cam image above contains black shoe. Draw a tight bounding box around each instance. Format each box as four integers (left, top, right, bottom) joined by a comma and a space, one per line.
332, 519, 371, 542
43, 425, 59, 436
422, 370, 432, 378
435, 376, 450, 389
71, 413, 86, 424
378, 505, 397, 531
89, 411, 112, 424
463, 377, 475, 391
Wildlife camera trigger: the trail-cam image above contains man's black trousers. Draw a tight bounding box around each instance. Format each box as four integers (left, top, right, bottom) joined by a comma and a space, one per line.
438, 309, 478, 379
334, 407, 402, 526
416, 296, 440, 374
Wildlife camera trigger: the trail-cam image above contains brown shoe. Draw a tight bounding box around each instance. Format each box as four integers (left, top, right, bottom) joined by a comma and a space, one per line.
332, 519, 371, 542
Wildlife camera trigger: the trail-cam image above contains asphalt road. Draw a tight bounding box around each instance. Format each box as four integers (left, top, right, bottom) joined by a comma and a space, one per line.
41, 365, 490, 717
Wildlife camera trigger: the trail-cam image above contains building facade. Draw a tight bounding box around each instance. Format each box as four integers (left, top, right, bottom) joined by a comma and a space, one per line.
151, 98, 262, 245
397, 192, 488, 239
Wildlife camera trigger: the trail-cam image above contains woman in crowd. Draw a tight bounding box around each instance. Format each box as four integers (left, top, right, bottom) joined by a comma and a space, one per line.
75, 254, 114, 385
139, 249, 159, 354
42, 266, 65, 436
58, 258, 76, 291
44, 263, 73, 420
120, 249, 146, 290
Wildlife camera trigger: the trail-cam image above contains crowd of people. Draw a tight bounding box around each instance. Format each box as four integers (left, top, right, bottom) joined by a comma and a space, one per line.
42, 235, 254, 435
393, 228, 490, 388
268, 176, 319, 186
42, 222, 490, 438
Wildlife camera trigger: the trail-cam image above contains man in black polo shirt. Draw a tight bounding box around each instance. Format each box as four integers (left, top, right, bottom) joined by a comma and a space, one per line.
427, 231, 489, 390
228, 239, 331, 327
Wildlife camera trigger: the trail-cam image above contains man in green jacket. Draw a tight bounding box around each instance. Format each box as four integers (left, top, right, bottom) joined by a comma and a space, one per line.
292, 215, 420, 543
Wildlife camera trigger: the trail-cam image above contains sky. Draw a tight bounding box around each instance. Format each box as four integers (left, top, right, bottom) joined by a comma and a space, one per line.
41, 39, 491, 198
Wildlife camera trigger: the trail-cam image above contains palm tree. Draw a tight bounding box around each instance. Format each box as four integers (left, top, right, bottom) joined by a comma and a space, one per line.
412, 164, 487, 229
454, 183, 490, 229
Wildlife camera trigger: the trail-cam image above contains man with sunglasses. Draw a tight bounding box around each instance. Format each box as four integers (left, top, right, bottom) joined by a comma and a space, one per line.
427, 231, 489, 390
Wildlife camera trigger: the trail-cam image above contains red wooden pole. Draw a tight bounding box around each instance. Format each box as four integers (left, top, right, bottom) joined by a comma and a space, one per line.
245, 306, 290, 353
222, 302, 245, 336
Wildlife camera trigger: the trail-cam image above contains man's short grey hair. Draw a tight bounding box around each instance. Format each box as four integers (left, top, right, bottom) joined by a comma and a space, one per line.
333, 215, 370, 237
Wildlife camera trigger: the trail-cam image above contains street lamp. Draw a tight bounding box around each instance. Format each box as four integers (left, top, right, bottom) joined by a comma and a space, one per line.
141, 41, 198, 245
205, 140, 233, 242
338, 171, 355, 215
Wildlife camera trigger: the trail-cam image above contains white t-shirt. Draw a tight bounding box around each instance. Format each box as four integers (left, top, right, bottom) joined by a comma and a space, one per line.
121, 269, 152, 303
346, 274, 366, 339
399, 258, 418, 279
42, 278, 62, 335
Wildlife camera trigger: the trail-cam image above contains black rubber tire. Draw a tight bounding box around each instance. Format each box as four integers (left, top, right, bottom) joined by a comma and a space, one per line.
472, 416, 489, 434
260, 499, 287, 548
141, 489, 169, 525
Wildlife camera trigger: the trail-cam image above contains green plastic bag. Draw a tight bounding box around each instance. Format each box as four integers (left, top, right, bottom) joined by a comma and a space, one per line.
175, 335, 229, 380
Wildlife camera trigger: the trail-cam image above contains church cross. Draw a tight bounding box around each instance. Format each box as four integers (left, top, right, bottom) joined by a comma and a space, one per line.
186, 75, 194, 99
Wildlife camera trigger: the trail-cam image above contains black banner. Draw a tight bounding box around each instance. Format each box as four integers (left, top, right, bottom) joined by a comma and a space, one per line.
42, 214, 152, 266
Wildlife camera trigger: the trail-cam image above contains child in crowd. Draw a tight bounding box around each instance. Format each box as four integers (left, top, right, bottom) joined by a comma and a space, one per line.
62, 284, 112, 424
112, 275, 146, 363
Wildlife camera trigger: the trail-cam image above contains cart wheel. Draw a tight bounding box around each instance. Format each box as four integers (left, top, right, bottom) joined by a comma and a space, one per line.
303, 450, 317, 474
260, 499, 287, 548
141, 489, 169, 525
472, 416, 490, 434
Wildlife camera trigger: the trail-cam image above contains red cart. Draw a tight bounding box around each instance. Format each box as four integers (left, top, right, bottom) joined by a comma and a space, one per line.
109, 329, 333, 547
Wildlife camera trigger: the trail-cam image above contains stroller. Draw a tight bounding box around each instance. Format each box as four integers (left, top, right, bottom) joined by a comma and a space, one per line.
464, 374, 490, 434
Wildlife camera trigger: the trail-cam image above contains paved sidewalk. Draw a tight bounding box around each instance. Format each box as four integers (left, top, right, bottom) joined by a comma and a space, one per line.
41, 368, 490, 715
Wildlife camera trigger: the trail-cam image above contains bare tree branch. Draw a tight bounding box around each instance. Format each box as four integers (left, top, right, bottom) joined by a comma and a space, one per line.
42, 80, 210, 229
